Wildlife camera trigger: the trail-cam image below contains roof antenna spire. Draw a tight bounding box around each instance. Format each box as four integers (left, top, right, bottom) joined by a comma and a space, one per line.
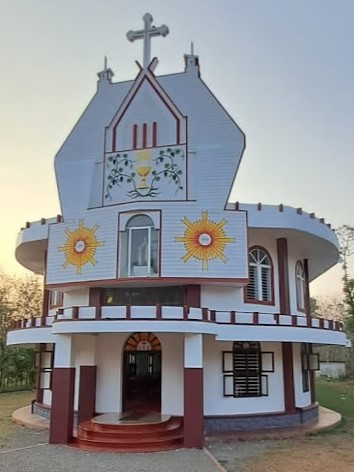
190, 42, 194, 55
104, 55, 108, 70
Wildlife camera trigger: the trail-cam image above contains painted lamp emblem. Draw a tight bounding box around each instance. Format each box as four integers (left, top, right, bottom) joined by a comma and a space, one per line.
174, 210, 235, 271
105, 147, 184, 200
58, 220, 104, 275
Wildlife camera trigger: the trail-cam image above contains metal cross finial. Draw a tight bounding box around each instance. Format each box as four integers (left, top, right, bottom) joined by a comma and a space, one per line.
126, 13, 169, 69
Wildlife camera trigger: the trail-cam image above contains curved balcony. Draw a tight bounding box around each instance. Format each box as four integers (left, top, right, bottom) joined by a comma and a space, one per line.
7, 305, 349, 347
229, 202, 339, 280
15, 215, 62, 274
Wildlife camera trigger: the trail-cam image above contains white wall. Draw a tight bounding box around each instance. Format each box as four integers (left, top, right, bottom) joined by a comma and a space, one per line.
72, 334, 97, 410
95, 333, 126, 413
160, 333, 184, 415
63, 289, 89, 307
42, 390, 52, 406
292, 343, 311, 407
203, 336, 285, 415
201, 285, 240, 310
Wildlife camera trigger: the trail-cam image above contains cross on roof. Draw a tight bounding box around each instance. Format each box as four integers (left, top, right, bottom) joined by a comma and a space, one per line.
126, 13, 169, 69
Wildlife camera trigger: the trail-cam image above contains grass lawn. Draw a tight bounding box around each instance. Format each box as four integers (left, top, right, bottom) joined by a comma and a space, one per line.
0, 390, 35, 439
315, 376, 354, 434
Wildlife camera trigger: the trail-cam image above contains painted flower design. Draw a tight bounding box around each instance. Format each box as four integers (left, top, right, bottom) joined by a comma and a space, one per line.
174, 210, 235, 271
58, 220, 104, 274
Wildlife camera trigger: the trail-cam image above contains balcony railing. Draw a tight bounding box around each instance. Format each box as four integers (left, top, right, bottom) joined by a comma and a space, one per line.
9, 305, 344, 332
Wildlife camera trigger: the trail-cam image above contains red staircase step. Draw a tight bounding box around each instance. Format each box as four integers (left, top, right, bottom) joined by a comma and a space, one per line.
74, 415, 184, 453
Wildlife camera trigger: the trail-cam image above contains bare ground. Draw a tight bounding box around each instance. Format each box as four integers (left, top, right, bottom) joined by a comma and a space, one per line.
208, 434, 354, 472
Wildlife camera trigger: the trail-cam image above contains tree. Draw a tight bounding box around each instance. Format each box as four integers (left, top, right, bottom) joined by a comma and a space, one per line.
310, 294, 344, 322
0, 273, 16, 389
0, 273, 42, 391
14, 275, 43, 320
336, 225, 354, 334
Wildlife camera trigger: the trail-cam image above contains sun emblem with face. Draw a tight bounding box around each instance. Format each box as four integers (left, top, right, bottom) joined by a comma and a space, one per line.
58, 220, 104, 275
174, 210, 235, 271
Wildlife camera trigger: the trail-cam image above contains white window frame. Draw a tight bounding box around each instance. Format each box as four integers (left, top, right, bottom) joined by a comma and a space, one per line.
119, 213, 159, 278
246, 247, 273, 303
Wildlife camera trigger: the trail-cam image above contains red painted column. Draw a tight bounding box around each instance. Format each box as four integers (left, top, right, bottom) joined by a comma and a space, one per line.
77, 366, 97, 425
49, 368, 75, 444
184, 368, 203, 448
277, 238, 296, 413
184, 285, 201, 308
184, 333, 203, 449
282, 343, 296, 412
277, 238, 290, 315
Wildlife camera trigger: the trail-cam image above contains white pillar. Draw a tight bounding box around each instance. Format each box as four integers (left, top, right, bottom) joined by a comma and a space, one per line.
184, 333, 203, 368
54, 334, 73, 367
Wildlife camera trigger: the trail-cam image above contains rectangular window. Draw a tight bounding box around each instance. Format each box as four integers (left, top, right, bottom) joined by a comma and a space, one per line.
301, 343, 319, 392
36, 344, 54, 393
222, 344, 273, 398
49, 291, 63, 308
102, 286, 184, 306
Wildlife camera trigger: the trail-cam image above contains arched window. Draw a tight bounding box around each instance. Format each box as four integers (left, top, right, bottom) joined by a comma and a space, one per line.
245, 247, 273, 303
119, 214, 159, 277
296, 261, 306, 311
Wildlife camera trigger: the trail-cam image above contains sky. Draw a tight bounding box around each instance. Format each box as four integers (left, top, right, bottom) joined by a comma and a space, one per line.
0, 0, 353, 297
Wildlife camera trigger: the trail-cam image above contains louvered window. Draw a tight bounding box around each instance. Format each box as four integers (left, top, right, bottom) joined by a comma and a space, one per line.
233, 342, 261, 396
296, 261, 306, 311
246, 248, 273, 303
223, 343, 274, 397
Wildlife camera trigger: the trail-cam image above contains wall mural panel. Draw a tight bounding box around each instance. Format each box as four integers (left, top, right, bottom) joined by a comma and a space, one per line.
57, 220, 104, 275
104, 144, 186, 204
46, 211, 118, 285
174, 210, 235, 271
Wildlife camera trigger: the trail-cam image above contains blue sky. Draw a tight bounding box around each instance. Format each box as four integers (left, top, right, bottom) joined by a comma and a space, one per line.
0, 0, 353, 295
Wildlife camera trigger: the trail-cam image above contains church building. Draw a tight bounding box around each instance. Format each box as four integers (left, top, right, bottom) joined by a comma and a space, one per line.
7, 14, 349, 451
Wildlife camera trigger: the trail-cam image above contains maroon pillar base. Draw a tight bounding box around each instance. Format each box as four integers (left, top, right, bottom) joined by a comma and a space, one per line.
184, 367, 203, 449
77, 365, 97, 425
49, 367, 75, 444
282, 343, 296, 413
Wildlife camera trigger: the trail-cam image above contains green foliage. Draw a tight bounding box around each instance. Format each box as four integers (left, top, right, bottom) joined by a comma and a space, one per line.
0, 272, 42, 392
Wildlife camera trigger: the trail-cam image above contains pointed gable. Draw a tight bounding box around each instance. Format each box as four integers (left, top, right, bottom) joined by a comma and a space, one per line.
106, 64, 187, 152
103, 64, 188, 206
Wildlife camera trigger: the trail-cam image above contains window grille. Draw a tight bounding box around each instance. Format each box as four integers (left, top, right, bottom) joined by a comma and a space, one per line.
222, 342, 274, 397
246, 247, 273, 303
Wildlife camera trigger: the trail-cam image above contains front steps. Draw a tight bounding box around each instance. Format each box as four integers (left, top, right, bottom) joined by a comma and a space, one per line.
73, 413, 184, 452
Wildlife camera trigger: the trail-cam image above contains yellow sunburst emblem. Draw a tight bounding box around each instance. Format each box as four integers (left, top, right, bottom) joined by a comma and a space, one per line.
58, 220, 104, 275
174, 210, 235, 271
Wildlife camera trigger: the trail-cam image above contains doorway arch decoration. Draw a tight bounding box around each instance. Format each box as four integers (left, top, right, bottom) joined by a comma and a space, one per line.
124, 332, 161, 352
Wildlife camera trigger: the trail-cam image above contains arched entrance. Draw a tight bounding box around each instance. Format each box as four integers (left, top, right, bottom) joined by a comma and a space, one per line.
123, 333, 161, 412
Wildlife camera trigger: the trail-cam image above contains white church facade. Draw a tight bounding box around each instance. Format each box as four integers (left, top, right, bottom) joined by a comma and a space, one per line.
7, 14, 348, 451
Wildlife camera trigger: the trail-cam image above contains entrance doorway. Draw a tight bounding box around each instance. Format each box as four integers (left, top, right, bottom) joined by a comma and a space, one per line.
123, 333, 161, 412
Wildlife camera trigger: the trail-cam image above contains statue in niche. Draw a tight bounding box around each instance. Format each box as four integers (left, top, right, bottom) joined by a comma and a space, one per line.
137, 237, 148, 266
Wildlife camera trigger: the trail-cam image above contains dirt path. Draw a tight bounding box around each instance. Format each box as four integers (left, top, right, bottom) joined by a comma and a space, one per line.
243, 436, 354, 472
209, 435, 354, 472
